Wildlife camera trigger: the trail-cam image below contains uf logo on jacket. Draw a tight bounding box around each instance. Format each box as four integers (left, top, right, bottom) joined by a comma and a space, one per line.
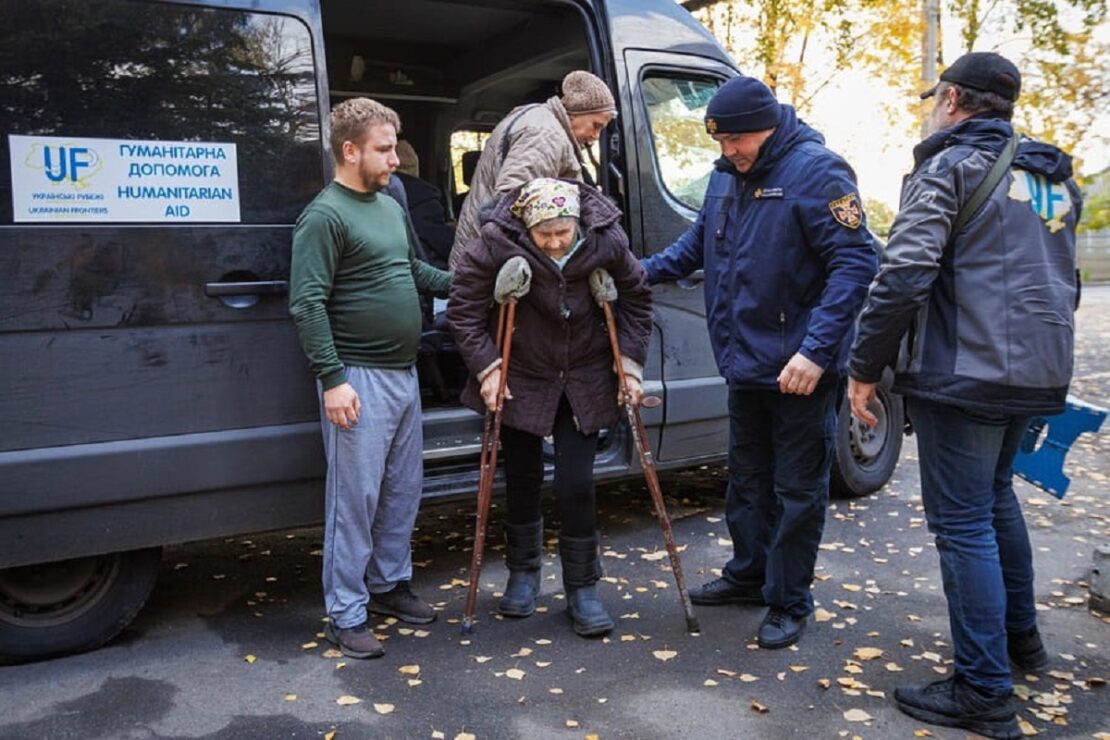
1009, 170, 1071, 233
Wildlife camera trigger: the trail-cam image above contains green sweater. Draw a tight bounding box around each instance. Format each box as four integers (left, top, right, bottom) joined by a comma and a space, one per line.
290, 181, 451, 389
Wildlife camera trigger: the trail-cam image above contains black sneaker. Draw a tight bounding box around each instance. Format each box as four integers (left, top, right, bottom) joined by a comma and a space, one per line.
324, 621, 385, 659
368, 581, 437, 624
1008, 626, 1049, 672
894, 677, 1021, 739
756, 607, 806, 649
689, 577, 764, 606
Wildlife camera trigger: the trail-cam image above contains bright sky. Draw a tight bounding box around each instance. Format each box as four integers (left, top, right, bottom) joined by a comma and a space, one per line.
734, 14, 1110, 210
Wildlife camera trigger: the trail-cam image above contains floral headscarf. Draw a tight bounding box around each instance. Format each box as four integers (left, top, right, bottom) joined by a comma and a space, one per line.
510, 178, 580, 229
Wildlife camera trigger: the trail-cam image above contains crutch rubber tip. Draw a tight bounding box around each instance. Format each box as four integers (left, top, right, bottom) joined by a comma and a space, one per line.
686, 617, 702, 635
460, 619, 475, 635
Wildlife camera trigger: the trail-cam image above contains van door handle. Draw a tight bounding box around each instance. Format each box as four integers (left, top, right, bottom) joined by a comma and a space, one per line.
204, 280, 288, 297
676, 269, 705, 289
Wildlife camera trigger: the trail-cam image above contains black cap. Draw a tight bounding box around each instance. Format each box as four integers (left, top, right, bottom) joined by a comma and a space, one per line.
920, 52, 1021, 102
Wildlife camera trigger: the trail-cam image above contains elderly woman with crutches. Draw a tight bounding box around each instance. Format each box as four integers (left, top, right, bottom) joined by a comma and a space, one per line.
448, 177, 652, 637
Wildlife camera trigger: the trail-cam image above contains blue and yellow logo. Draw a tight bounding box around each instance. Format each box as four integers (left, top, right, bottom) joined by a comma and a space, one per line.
23, 143, 103, 190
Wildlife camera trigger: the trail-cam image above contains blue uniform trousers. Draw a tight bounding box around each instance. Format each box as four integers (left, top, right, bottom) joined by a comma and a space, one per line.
722, 382, 838, 617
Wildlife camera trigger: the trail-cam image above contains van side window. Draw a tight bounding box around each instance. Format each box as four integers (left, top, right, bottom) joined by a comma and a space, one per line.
0, 1, 320, 225
641, 76, 721, 211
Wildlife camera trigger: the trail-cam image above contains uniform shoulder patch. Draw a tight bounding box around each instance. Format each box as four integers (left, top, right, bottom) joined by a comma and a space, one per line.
828, 193, 863, 229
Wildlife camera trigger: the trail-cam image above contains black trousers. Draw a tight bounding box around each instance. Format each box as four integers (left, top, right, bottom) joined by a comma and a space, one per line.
500, 395, 599, 537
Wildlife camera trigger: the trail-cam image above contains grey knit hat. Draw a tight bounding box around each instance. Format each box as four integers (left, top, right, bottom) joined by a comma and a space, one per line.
560, 70, 617, 115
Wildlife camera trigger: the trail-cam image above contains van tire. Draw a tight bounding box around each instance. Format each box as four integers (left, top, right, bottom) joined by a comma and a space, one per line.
0, 548, 163, 664
831, 385, 903, 498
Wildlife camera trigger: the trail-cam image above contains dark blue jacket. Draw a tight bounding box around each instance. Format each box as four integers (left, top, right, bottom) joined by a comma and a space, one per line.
642, 107, 878, 388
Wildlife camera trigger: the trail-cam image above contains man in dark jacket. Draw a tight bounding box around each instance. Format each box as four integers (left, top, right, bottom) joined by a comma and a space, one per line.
847, 52, 1081, 739
642, 77, 878, 649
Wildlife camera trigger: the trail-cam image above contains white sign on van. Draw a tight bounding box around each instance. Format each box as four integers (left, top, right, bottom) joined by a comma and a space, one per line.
8, 135, 241, 223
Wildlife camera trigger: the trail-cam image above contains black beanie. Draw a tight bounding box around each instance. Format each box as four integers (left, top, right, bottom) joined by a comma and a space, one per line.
705, 76, 782, 134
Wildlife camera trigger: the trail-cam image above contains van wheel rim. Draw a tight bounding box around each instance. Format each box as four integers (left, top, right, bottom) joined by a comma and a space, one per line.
0, 555, 119, 627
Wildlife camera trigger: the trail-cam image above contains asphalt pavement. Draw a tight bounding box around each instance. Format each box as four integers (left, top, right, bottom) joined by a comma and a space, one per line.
1, 288, 1107, 740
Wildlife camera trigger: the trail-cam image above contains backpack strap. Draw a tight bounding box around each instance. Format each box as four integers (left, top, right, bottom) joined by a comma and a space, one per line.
950, 134, 1019, 237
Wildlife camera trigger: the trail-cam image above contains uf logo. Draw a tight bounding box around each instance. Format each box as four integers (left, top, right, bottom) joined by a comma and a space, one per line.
1008, 170, 1072, 233
43, 146, 94, 183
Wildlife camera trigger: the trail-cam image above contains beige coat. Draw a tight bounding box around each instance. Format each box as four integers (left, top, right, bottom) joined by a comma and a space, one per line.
449, 97, 583, 270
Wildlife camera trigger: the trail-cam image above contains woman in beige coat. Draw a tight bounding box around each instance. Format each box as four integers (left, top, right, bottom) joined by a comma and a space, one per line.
449, 70, 617, 270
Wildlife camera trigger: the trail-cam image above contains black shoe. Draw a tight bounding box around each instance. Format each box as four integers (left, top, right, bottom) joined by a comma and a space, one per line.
1008, 626, 1049, 672
499, 570, 540, 618
894, 677, 1021, 739
324, 621, 385, 659
757, 607, 806, 649
565, 585, 614, 637
689, 577, 764, 606
368, 581, 437, 624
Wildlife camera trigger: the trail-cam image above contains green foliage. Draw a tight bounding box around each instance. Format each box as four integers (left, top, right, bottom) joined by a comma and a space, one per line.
863, 198, 896, 237
1077, 188, 1110, 234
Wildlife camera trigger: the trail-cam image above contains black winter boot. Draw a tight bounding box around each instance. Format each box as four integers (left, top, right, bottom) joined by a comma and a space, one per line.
499, 519, 543, 618
559, 533, 614, 637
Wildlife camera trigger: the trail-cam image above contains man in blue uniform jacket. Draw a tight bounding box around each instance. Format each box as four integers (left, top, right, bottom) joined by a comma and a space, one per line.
641, 76, 878, 649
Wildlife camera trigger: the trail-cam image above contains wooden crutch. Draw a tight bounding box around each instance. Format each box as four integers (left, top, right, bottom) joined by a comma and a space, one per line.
589, 268, 700, 634
462, 256, 532, 634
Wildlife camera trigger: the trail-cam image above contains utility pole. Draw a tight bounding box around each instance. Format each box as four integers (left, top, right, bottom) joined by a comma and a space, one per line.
922, 0, 941, 136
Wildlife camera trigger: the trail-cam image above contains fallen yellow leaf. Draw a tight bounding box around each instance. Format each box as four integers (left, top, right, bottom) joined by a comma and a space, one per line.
505, 668, 526, 680
373, 703, 394, 715
653, 650, 678, 662
750, 699, 769, 714
244, 654, 257, 664
322, 649, 343, 659
739, 673, 759, 682
336, 695, 361, 706
549, 687, 564, 694
407, 679, 422, 687
842, 584, 862, 592
789, 665, 809, 673
284, 694, 297, 702
474, 656, 493, 663
454, 734, 475, 740
843, 709, 873, 722
704, 679, 719, 687
324, 732, 336, 740
814, 608, 835, 622
885, 662, 904, 672
398, 664, 420, 675
301, 641, 318, 650
854, 647, 883, 661
913, 730, 934, 737
566, 719, 580, 728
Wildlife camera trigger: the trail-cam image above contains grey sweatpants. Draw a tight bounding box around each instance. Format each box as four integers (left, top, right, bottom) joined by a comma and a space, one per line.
318, 365, 424, 629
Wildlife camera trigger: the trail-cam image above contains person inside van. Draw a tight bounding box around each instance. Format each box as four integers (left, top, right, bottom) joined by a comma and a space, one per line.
448, 70, 617, 271
289, 97, 451, 660
448, 177, 652, 637
394, 140, 455, 270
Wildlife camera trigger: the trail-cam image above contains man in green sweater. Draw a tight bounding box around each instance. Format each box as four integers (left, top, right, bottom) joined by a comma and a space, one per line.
290, 98, 451, 659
